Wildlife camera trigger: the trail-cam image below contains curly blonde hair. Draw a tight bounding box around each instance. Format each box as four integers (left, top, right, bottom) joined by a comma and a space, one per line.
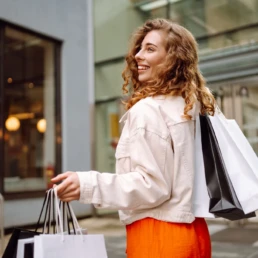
122, 18, 215, 119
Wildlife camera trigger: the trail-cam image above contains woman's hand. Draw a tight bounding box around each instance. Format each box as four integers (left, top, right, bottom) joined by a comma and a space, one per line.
51, 171, 80, 202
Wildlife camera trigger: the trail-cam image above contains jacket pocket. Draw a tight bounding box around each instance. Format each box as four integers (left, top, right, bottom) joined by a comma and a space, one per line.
115, 140, 131, 174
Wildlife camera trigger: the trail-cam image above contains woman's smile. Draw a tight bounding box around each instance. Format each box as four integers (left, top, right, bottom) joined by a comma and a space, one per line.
138, 65, 150, 72
135, 30, 167, 82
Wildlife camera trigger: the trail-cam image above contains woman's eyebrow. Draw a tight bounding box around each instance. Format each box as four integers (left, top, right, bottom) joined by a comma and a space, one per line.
141, 42, 158, 48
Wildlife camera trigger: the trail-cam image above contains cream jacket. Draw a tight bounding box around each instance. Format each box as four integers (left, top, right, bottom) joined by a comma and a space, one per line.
77, 95, 200, 225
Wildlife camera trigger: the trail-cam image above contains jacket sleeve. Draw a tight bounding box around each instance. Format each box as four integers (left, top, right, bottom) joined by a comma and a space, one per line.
76, 111, 172, 210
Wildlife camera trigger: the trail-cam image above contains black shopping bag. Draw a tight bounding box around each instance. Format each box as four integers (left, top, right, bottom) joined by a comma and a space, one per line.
199, 114, 256, 220
2, 190, 51, 258
2, 228, 40, 258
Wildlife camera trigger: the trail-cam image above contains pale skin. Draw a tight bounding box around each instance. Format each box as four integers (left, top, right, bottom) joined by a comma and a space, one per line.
135, 30, 167, 82
52, 29, 168, 202
51, 172, 80, 202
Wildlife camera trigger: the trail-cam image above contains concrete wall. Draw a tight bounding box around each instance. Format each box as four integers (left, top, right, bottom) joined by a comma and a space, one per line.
0, 0, 94, 227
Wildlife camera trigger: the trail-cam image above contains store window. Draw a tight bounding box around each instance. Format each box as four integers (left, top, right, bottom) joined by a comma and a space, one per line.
0, 22, 61, 196
213, 81, 258, 155
95, 98, 125, 173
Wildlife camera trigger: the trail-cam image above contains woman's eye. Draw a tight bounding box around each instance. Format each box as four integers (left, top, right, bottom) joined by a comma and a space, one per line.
147, 47, 154, 52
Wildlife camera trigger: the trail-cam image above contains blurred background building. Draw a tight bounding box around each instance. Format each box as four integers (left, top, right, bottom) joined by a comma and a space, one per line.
0, 0, 94, 228
95, 0, 258, 175
0, 0, 258, 228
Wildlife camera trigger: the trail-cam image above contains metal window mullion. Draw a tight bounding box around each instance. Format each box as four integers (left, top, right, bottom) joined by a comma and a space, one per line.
0, 22, 4, 194
54, 44, 62, 175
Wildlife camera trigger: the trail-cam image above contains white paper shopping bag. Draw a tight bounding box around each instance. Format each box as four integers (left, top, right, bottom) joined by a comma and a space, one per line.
34, 236, 43, 258
34, 188, 108, 258
34, 234, 107, 258
209, 113, 258, 214
192, 115, 215, 218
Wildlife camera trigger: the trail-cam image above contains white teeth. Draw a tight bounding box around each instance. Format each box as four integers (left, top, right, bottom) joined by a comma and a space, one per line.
138, 65, 149, 70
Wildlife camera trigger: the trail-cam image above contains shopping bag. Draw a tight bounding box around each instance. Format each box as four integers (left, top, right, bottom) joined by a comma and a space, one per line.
3, 190, 54, 258
34, 188, 108, 258
2, 229, 40, 258
192, 115, 215, 218
34, 234, 107, 258
199, 113, 255, 220
209, 112, 258, 214
16, 238, 34, 258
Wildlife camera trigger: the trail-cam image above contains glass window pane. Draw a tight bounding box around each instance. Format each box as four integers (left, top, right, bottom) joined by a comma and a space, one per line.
137, 0, 258, 35
95, 100, 124, 173
239, 85, 258, 155
213, 83, 258, 155
4, 27, 56, 192
133, 0, 258, 52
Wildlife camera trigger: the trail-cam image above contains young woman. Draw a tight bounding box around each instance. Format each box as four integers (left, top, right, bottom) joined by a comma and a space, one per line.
52, 18, 215, 257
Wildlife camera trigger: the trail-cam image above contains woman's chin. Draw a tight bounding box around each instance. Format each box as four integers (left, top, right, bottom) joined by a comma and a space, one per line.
138, 76, 150, 82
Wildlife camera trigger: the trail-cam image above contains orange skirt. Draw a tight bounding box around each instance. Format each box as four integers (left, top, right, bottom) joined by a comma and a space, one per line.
126, 217, 211, 258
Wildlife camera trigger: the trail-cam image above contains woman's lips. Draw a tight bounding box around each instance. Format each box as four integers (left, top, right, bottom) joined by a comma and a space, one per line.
138, 65, 150, 72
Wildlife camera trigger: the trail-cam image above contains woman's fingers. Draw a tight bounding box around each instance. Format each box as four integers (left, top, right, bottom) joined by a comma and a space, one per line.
58, 190, 80, 202
51, 172, 74, 194
53, 172, 80, 201
58, 183, 77, 197
51, 171, 72, 183
58, 185, 80, 201
59, 197, 78, 202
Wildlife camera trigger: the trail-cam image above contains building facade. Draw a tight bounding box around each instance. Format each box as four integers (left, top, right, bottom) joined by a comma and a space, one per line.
1, 0, 258, 228
94, 0, 258, 175
0, 0, 94, 228
93, 0, 258, 222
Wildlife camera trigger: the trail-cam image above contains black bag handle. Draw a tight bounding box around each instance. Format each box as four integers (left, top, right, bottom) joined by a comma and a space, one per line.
35, 189, 57, 234
35, 190, 51, 232
35, 188, 78, 234
44, 189, 54, 234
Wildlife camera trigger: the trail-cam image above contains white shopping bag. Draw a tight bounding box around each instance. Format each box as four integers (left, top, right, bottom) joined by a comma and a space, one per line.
192, 115, 215, 218
34, 188, 108, 258
16, 238, 34, 258
209, 112, 258, 214
34, 234, 107, 258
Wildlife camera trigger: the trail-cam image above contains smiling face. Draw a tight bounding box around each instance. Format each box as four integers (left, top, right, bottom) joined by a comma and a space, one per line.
135, 30, 167, 82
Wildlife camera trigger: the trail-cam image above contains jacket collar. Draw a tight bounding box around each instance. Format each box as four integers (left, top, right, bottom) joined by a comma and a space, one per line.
119, 111, 129, 123
119, 96, 166, 123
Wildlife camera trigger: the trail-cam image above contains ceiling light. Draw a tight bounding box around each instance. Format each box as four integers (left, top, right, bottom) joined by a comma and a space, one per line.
138, 0, 182, 11
37, 119, 46, 133
5, 117, 20, 131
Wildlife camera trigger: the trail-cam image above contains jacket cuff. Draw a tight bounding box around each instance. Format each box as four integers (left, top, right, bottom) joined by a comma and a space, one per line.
76, 171, 93, 204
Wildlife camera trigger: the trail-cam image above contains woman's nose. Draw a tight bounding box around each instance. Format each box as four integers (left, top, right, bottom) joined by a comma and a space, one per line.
135, 49, 144, 61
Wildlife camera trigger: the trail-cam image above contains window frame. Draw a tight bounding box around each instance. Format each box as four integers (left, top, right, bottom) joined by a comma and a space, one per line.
0, 20, 62, 200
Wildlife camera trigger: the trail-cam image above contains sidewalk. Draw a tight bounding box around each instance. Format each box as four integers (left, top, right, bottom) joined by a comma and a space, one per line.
2, 213, 258, 258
